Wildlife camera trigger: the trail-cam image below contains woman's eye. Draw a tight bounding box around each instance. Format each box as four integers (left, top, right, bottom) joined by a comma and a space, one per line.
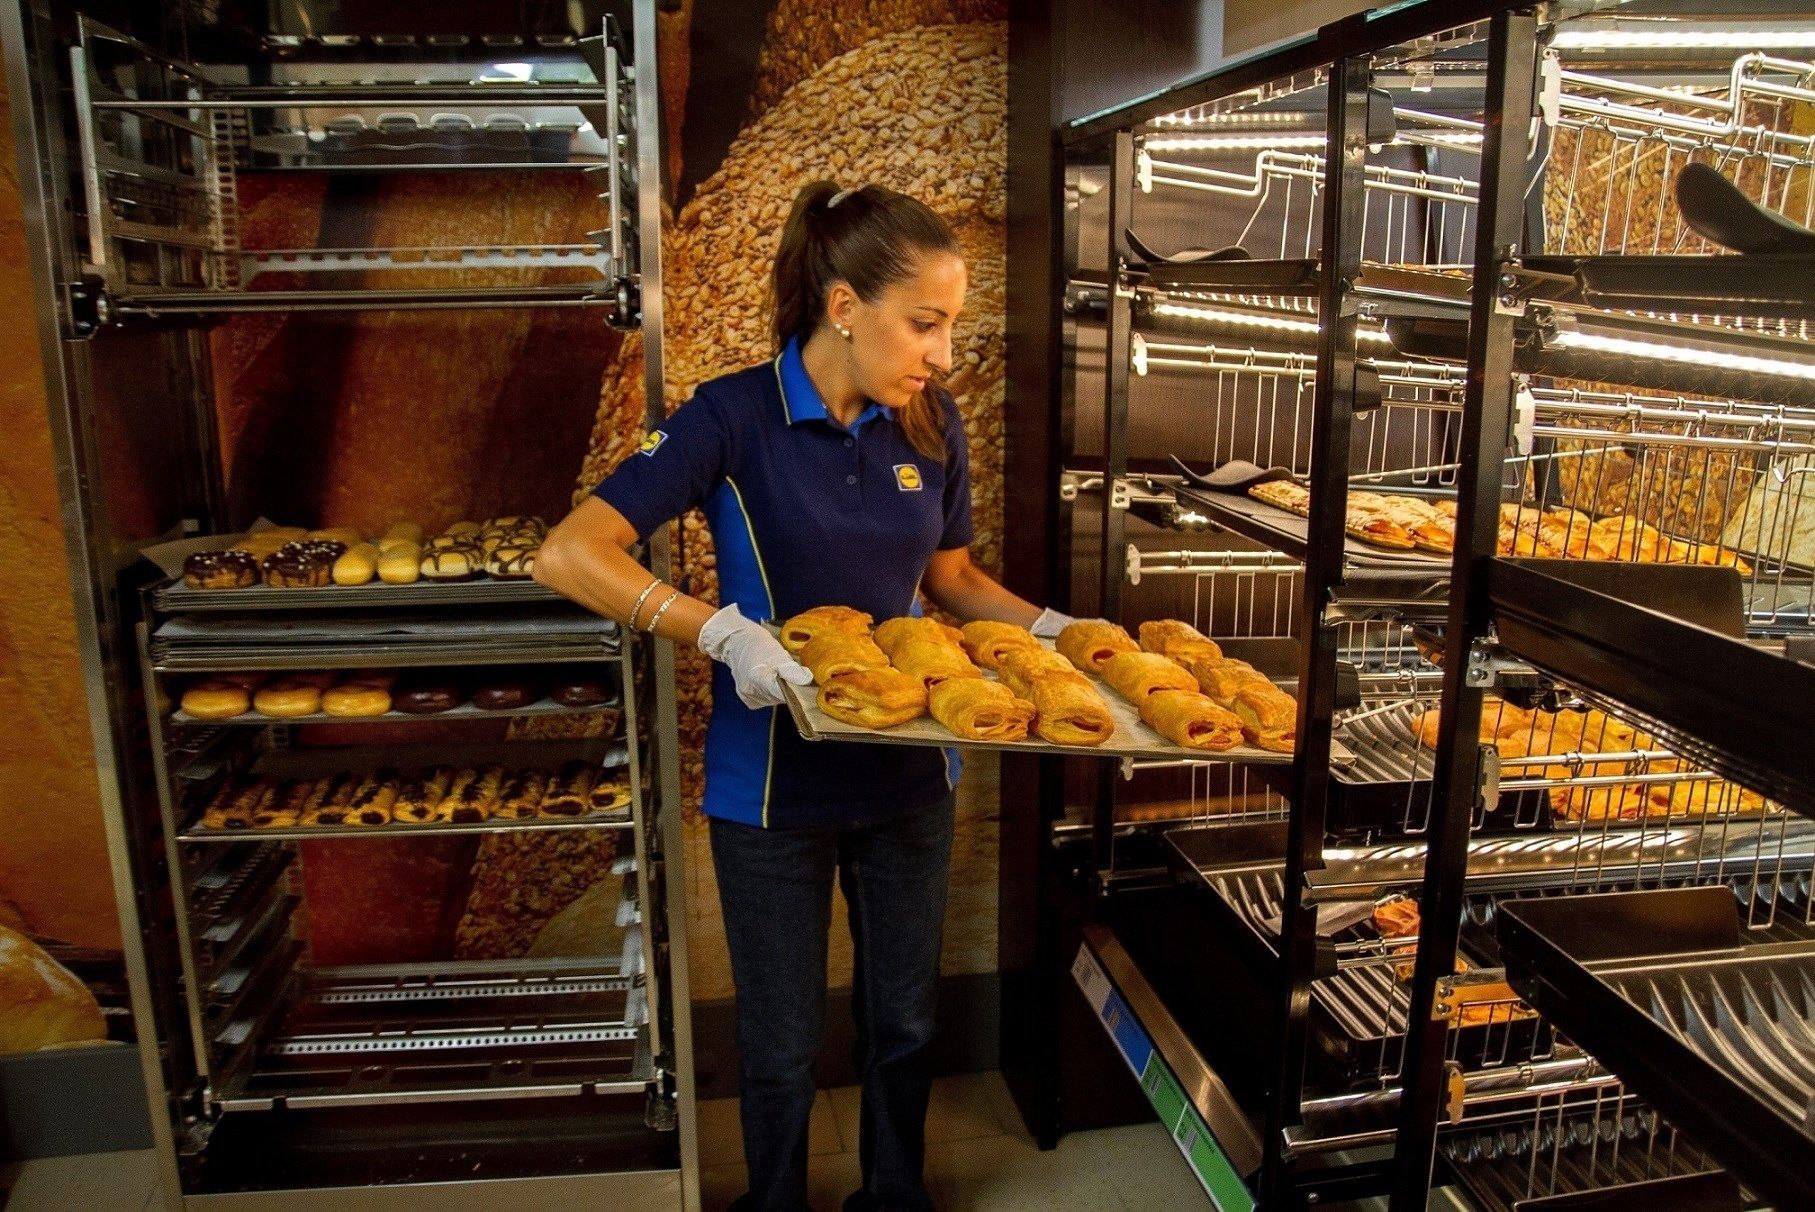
912, 321, 935, 333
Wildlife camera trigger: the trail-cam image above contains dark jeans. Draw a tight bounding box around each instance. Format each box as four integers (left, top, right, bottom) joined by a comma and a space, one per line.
711, 794, 956, 1212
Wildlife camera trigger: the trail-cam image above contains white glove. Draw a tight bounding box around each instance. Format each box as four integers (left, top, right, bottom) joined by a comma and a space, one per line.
697, 603, 815, 710
1030, 607, 1075, 638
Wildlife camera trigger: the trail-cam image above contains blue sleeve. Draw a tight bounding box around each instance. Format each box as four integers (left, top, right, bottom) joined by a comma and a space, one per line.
591, 392, 729, 540
937, 392, 973, 551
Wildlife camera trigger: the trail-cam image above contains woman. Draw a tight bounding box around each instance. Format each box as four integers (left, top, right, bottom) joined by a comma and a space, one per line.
535, 181, 1067, 1212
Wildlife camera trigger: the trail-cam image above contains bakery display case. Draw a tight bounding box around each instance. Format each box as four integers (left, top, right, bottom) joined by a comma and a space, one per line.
3, 0, 694, 1207
1012, 1, 1815, 1207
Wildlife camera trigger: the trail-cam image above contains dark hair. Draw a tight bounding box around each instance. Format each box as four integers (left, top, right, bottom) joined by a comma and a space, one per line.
770, 181, 962, 462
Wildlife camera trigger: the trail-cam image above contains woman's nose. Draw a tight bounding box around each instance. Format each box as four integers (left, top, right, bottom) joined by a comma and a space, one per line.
927, 338, 952, 374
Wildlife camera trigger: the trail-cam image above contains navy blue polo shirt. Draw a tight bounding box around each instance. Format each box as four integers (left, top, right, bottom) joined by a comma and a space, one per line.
593, 336, 971, 828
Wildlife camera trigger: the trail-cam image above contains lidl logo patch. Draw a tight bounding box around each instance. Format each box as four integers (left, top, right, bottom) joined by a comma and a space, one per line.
638, 430, 667, 456
894, 464, 924, 492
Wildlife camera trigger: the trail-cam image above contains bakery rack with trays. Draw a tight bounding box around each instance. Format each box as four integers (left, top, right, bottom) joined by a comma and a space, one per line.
1020, 3, 1815, 1209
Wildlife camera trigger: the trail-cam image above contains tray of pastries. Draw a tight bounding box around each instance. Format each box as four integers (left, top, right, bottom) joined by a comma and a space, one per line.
171, 667, 619, 726
183, 759, 634, 841
155, 518, 562, 610
778, 610, 1353, 765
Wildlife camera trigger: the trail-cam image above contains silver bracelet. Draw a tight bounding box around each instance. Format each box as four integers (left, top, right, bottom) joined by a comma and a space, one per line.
627, 578, 663, 630
644, 589, 683, 635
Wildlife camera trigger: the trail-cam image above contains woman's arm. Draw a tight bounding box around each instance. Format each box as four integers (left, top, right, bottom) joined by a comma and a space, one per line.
533, 497, 715, 647
920, 546, 1045, 627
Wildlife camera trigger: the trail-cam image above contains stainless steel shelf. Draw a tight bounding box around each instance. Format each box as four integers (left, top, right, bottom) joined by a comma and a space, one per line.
171, 696, 621, 728
153, 576, 570, 614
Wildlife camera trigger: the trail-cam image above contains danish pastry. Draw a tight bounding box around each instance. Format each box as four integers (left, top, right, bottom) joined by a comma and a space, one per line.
928, 678, 1035, 742
779, 605, 874, 654
345, 772, 399, 826
1138, 690, 1244, 751
959, 621, 1042, 671
890, 638, 982, 690
1185, 655, 1271, 707
393, 768, 453, 824
818, 668, 927, 729
996, 647, 1077, 699
1055, 621, 1139, 673
590, 774, 633, 815
541, 761, 598, 817
1100, 652, 1198, 702
1137, 620, 1221, 663
1230, 682, 1297, 752
1027, 673, 1113, 747
800, 631, 890, 683
873, 615, 965, 657
435, 765, 503, 823
496, 769, 549, 820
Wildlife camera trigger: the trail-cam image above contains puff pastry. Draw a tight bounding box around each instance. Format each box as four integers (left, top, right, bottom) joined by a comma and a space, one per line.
873, 615, 965, 657
1138, 690, 1243, 751
1028, 673, 1113, 747
800, 630, 890, 683
891, 638, 982, 689
959, 620, 1042, 671
928, 678, 1036, 742
1101, 652, 1198, 702
819, 668, 928, 729
1138, 619, 1222, 663
1055, 621, 1140, 672
1184, 655, 1271, 706
1231, 682, 1297, 752
780, 605, 874, 654
996, 647, 1077, 699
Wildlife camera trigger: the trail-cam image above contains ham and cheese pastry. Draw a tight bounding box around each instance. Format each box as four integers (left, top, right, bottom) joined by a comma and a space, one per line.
997, 647, 1077, 699
1055, 620, 1139, 672
1184, 655, 1271, 706
1100, 652, 1198, 702
1138, 690, 1243, 751
959, 620, 1042, 671
1028, 673, 1113, 747
873, 615, 965, 657
779, 605, 874, 654
799, 631, 889, 683
1230, 682, 1297, 752
891, 638, 983, 689
928, 678, 1035, 742
1138, 619, 1222, 663
818, 668, 927, 729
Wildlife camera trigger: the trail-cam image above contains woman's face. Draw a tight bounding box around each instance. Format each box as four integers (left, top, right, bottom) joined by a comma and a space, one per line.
839, 251, 967, 409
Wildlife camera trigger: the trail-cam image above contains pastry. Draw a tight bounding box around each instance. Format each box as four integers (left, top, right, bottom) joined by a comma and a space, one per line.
382, 522, 424, 547
181, 681, 250, 719
345, 771, 399, 826
550, 679, 612, 707
1372, 897, 1420, 938
1345, 507, 1418, 551
394, 682, 460, 713
224, 778, 277, 828
959, 620, 1042, 671
1138, 620, 1221, 663
182, 549, 260, 590
196, 779, 244, 830
421, 545, 482, 581
322, 683, 392, 717
495, 770, 548, 820
442, 521, 482, 539
1101, 651, 1198, 702
1138, 690, 1244, 751
817, 668, 928, 729
472, 682, 536, 711
332, 543, 380, 586
541, 761, 598, 817
800, 630, 890, 683
779, 605, 874, 654
262, 542, 337, 588
486, 543, 538, 578
1231, 682, 1297, 752
378, 543, 422, 584
253, 779, 314, 829
307, 527, 364, 547
305, 774, 366, 826
891, 638, 983, 690
392, 768, 453, 824
253, 680, 323, 718
873, 616, 965, 657
435, 765, 503, 823
0, 921, 108, 1054
590, 773, 632, 815
1185, 655, 1271, 707
1249, 480, 1311, 515
1055, 621, 1140, 672
1028, 672, 1113, 747
928, 678, 1035, 742
996, 647, 1077, 699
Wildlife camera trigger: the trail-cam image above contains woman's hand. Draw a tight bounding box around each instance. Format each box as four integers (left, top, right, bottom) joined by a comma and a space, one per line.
698, 604, 816, 708
921, 546, 1057, 630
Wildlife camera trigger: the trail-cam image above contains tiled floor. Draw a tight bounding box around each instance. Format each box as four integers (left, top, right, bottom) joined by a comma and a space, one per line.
0, 1073, 1210, 1211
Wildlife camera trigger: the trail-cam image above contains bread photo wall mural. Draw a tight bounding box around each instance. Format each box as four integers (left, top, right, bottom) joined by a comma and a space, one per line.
577, 0, 1008, 1000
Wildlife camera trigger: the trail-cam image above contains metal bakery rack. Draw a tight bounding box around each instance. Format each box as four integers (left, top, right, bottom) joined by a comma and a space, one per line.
4, 0, 697, 1207
1011, 2, 1815, 1208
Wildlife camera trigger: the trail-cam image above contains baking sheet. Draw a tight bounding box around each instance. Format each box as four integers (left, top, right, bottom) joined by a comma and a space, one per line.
781, 639, 1351, 766
1174, 484, 1452, 567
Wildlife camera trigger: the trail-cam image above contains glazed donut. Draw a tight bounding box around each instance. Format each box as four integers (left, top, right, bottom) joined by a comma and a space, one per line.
181, 682, 250, 719
321, 684, 392, 717
253, 681, 322, 717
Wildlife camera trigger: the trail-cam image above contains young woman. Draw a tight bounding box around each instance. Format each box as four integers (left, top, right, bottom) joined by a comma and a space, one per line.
535, 181, 1068, 1211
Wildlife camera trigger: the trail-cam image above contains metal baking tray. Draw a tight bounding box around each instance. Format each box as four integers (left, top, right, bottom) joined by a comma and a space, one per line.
1172, 483, 1453, 568
1499, 885, 1815, 1212
153, 576, 564, 613
150, 608, 620, 671
781, 640, 1351, 767
171, 695, 621, 728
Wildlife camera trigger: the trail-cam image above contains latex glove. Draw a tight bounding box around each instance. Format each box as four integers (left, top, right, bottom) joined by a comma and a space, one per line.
1029, 607, 1075, 639
697, 603, 816, 710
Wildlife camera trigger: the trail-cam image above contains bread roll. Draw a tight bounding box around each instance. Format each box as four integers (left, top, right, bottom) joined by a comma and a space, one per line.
332, 542, 380, 586
0, 923, 107, 1053
383, 522, 424, 546
1055, 621, 1139, 672
779, 605, 874, 654
378, 543, 422, 584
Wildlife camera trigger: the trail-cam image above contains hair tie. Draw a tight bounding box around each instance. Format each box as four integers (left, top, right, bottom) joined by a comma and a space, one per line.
827, 187, 856, 209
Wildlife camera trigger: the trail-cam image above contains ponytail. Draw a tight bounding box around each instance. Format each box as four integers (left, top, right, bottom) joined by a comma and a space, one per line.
769, 180, 961, 464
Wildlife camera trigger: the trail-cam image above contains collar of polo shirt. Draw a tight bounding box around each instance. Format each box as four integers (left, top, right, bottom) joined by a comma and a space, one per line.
775, 335, 887, 433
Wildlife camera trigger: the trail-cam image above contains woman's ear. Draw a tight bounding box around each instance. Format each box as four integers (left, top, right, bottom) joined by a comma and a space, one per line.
825, 280, 859, 334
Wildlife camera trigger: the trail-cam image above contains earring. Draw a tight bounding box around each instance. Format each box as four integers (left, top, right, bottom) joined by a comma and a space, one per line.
835, 324, 852, 340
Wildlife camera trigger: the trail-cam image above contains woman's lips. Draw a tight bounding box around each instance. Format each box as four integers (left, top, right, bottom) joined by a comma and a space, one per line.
906, 376, 927, 391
